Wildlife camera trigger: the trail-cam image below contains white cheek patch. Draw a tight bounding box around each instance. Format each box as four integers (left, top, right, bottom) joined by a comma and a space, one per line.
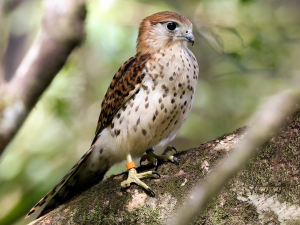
145, 24, 176, 50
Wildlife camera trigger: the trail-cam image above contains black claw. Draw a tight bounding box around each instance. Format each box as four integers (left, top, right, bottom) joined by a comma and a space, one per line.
148, 187, 155, 196
152, 171, 161, 178
173, 156, 179, 165
171, 146, 177, 153
155, 159, 158, 171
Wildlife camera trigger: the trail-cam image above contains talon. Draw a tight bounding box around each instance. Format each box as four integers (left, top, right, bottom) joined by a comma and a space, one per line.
154, 159, 158, 171
141, 146, 179, 170
121, 165, 158, 195
162, 145, 177, 155
148, 187, 155, 196
171, 146, 177, 153
173, 156, 179, 164
152, 171, 161, 178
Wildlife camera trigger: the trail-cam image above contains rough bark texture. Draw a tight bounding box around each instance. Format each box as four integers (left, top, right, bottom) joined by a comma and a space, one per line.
29, 110, 300, 225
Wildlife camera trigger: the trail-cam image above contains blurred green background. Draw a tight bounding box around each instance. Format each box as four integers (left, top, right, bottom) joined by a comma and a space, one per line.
1, 0, 300, 224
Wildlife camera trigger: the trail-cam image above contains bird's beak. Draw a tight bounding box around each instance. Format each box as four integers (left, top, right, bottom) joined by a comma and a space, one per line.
182, 32, 195, 46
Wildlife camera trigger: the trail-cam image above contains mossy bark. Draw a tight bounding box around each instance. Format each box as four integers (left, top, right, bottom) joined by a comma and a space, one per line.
29, 110, 300, 225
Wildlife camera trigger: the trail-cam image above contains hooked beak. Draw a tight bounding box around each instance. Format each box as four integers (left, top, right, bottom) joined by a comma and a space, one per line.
181, 32, 195, 46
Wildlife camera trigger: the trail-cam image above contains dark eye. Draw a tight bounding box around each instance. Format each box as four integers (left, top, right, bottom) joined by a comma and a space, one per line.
167, 22, 178, 31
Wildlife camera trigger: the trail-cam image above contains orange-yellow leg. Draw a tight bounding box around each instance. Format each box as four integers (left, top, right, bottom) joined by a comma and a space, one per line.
121, 154, 160, 196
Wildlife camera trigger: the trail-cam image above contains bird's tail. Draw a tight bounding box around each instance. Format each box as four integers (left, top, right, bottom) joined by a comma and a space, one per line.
25, 145, 109, 219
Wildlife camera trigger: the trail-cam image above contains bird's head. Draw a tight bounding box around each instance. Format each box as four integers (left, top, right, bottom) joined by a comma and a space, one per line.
136, 11, 194, 55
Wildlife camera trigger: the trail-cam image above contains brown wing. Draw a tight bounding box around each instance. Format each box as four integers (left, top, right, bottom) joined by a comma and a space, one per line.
25, 54, 151, 219
91, 54, 151, 145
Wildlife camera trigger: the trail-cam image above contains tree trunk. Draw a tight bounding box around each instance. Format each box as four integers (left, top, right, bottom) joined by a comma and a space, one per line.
29, 110, 300, 225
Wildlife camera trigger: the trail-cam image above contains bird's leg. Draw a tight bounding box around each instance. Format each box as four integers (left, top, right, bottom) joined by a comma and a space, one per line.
121, 154, 160, 196
140, 146, 178, 171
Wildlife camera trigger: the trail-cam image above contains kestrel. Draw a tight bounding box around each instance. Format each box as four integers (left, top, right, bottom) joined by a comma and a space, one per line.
26, 11, 198, 219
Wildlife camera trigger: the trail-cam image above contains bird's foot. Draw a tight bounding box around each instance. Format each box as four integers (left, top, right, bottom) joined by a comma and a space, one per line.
140, 146, 179, 171
121, 168, 160, 196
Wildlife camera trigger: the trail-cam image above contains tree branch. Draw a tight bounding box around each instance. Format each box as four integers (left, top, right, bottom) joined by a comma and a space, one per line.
0, 0, 86, 156
4, 0, 28, 14
27, 92, 300, 224
170, 89, 300, 225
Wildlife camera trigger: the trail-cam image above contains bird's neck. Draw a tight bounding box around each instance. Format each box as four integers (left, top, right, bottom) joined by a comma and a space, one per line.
136, 39, 187, 55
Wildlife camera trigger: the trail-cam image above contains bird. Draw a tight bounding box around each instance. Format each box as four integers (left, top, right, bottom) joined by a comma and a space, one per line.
25, 11, 198, 219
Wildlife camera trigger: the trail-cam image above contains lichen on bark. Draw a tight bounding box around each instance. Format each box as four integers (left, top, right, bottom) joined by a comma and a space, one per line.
29, 110, 300, 225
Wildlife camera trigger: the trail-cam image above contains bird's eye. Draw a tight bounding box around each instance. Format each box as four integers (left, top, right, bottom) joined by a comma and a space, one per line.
167, 22, 178, 31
